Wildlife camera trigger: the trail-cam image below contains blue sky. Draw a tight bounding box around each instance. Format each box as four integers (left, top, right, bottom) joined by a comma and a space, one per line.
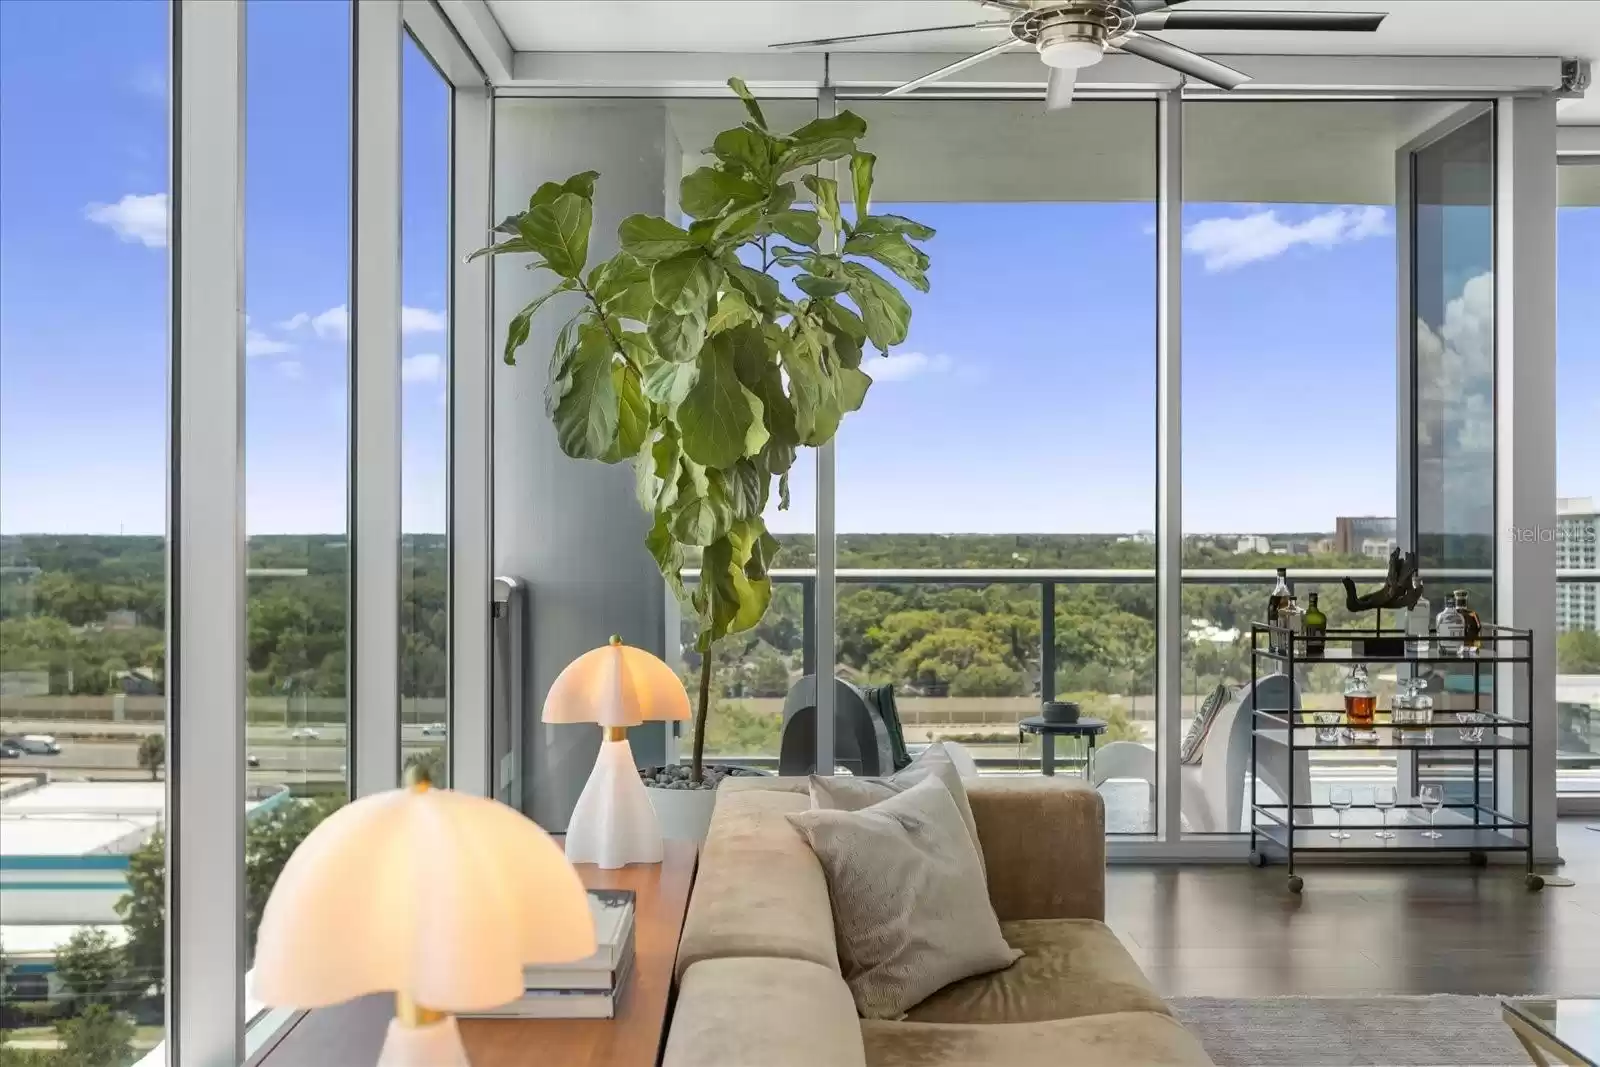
0, 0, 1595, 538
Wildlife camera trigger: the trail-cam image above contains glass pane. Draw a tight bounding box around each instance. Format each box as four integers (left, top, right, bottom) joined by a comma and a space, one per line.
833, 99, 1157, 830
1557, 176, 1600, 796
401, 36, 450, 783
0, 0, 168, 1056
243, 0, 351, 1016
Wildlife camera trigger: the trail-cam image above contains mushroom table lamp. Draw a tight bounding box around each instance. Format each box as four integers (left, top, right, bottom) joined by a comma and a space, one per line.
544, 636, 691, 869
252, 770, 596, 1067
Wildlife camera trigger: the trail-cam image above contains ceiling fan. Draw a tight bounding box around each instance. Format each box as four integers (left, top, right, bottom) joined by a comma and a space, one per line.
772, 1, 1388, 110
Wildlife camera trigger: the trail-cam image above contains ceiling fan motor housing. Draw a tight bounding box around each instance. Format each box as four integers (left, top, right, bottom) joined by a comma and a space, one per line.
1037, 17, 1109, 68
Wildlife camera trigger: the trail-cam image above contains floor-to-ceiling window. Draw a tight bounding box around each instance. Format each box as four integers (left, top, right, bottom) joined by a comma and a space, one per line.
400, 34, 451, 783
1556, 159, 1600, 798
834, 99, 1158, 831
0, 0, 169, 1055
242, 0, 351, 1008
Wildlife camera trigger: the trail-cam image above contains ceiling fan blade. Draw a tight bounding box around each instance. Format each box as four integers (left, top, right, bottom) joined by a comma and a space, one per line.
1115, 32, 1251, 90
1046, 66, 1076, 111
771, 21, 1011, 50
1136, 9, 1386, 32
883, 39, 1024, 97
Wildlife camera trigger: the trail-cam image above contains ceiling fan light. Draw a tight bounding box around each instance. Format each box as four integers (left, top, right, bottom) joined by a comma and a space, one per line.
1037, 22, 1106, 69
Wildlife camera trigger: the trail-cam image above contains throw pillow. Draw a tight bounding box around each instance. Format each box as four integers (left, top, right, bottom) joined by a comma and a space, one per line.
807, 741, 986, 876
787, 777, 1022, 1019
1180, 682, 1236, 766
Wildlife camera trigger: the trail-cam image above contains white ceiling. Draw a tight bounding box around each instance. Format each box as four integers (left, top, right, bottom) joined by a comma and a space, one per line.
486, 0, 1600, 121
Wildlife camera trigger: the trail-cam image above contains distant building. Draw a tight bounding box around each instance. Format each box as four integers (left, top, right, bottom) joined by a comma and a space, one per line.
104, 608, 140, 630
1233, 535, 1270, 555
1360, 536, 1400, 559
1558, 497, 1598, 633
1336, 516, 1397, 556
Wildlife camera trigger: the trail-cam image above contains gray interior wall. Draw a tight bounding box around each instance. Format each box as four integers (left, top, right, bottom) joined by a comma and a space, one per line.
493, 99, 670, 829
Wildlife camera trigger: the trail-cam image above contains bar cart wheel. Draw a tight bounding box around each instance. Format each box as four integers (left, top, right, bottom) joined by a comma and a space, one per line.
1526, 874, 1545, 891
1249, 850, 1268, 869
1469, 850, 1489, 868
1286, 875, 1304, 894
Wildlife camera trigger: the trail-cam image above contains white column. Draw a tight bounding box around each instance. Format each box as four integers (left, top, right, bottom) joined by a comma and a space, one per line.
492, 100, 669, 827
169, 0, 245, 1061
1156, 90, 1183, 842
1495, 94, 1559, 862
351, 0, 402, 796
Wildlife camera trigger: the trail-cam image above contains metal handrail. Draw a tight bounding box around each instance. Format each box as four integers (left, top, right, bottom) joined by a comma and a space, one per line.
684, 566, 1542, 583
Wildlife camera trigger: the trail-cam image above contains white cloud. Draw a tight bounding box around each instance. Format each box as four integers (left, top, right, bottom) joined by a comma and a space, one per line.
1183, 205, 1390, 272
276, 360, 304, 380
311, 305, 349, 341
402, 353, 444, 385
246, 330, 295, 358
84, 193, 168, 248
866, 351, 953, 383
402, 306, 447, 334
277, 312, 311, 331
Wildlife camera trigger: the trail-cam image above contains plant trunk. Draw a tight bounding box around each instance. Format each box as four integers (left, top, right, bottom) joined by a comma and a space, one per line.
692, 644, 713, 785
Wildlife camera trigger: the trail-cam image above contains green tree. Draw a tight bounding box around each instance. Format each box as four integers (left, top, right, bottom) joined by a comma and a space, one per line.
55, 1003, 135, 1067
402, 747, 445, 786
53, 928, 127, 1013
135, 733, 164, 781
244, 796, 344, 961
114, 832, 164, 998
1558, 630, 1600, 673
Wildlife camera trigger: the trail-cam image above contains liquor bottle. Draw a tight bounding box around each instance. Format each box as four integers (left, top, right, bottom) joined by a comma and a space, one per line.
1344, 663, 1376, 728
1454, 589, 1481, 654
1406, 589, 1432, 658
1436, 595, 1466, 656
1267, 568, 1292, 652
1303, 591, 1327, 656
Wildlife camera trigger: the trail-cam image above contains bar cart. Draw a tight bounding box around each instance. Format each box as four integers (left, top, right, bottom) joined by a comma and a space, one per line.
1247, 622, 1537, 894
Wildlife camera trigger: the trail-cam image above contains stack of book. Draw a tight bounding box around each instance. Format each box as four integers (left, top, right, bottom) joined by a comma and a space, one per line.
467, 889, 636, 1019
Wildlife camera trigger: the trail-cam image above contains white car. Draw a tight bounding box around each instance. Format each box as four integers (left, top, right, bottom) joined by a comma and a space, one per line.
421, 722, 446, 737
289, 727, 320, 741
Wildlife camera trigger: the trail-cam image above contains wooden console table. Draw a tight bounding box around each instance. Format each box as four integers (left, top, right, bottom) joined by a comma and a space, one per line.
257, 840, 697, 1067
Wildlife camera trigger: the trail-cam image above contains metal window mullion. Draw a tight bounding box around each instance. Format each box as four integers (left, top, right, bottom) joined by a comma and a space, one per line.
814, 87, 837, 776
352, 0, 403, 796
1156, 90, 1183, 845
168, 1, 246, 1062
448, 78, 492, 795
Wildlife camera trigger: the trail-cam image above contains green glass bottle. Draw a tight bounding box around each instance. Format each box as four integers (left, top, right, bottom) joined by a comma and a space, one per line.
1304, 591, 1327, 656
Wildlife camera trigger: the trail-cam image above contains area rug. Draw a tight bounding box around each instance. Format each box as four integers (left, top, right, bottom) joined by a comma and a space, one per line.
1168, 995, 1529, 1066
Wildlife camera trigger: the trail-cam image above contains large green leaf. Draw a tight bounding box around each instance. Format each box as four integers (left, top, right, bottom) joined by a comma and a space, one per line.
521, 193, 591, 279
727, 76, 767, 129
467, 235, 545, 264
618, 216, 697, 262
501, 280, 577, 365
795, 274, 850, 299
849, 152, 875, 222
838, 365, 871, 413
669, 461, 733, 547
851, 213, 935, 241
801, 174, 840, 237
707, 290, 759, 336
843, 230, 930, 292
647, 306, 707, 364
727, 324, 799, 449
766, 210, 822, 248
593, 255, 655, 322
709, 201, 767, 246
645, 513, 686, 602
779, 324, 845, 446
543, 315, 582, 417
529, 170, 599, 212
601, 364, 649, 463
642, 359, 698, 408
780, 112, 867, 171
718, 257, 781, 312
722, 459, 764, 519
650, 253, 716, 315
712, 125, 773, 182
678, 331, 763, 469
679, 167, 763, 219
842, 262, 912, 350
550, 321, 619, 459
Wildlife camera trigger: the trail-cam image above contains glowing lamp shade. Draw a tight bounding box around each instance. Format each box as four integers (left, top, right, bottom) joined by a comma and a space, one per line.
252, 781, 595, 1067
544, 636, 691, 869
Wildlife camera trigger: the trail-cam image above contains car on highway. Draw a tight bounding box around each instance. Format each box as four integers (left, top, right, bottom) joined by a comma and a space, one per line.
289, 727, 320, 741
247, 753, 261, 768
421, 722, 446, 736
17, 734, 62, 755
0, 738, 23, 759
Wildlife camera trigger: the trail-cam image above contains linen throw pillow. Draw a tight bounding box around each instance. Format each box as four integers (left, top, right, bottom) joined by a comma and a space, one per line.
807, 742, 986, 876
787, 777, 1021, 1019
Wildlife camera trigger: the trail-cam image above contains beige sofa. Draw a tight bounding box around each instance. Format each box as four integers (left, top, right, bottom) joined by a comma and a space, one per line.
663, 775, 1215, 1067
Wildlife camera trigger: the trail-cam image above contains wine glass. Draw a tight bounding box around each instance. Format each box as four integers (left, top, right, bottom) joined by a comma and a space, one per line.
1419, 784, 1444, 839
1373, 785, 1397, 839
1329, 786, 1353, 840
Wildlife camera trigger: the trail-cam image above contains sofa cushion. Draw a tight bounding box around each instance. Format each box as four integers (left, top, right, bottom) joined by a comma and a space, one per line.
905, 918, 1168, 1025
788, 777, 1021, 1019
807, 742, 986, 875
676, 789, 839, 981
965, 778, 1105, 922
664, 958, 866, 1067
860, 1011, 1216, 1067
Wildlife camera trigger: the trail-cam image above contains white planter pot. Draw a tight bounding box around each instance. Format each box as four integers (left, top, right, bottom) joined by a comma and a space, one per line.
646, 784, 719, 843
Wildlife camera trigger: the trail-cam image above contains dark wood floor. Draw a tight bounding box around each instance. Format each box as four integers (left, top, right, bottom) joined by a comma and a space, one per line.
1106, 819, 1600, 998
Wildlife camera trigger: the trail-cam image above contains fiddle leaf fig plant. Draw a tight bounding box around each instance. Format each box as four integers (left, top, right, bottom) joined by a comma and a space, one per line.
473, 78, 934, 783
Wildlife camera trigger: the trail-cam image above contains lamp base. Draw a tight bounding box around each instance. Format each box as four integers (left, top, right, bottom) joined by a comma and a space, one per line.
378, 1016, 469, 1067
565, 736, 663, 869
